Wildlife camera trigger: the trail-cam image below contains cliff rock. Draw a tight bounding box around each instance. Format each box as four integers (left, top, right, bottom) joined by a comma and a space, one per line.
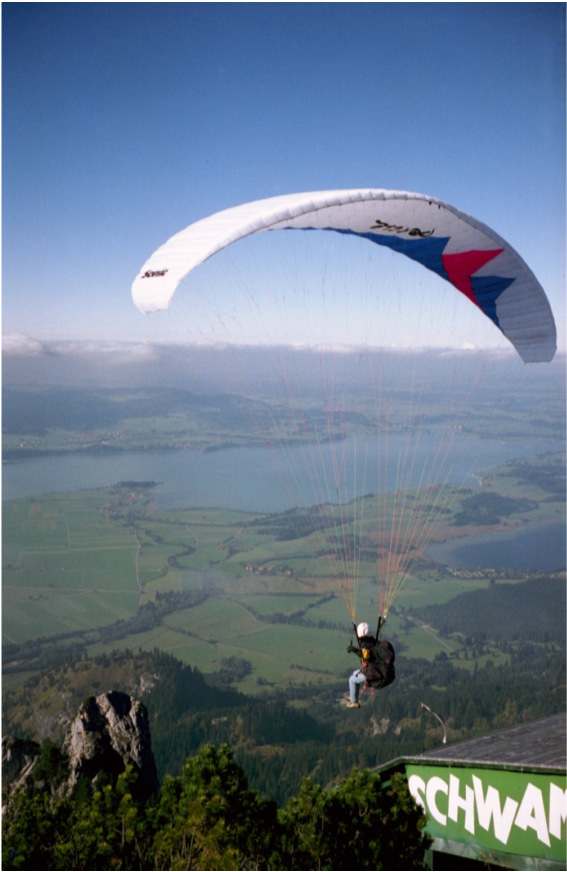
63, 690, 158, 800
2, 736, 41, 793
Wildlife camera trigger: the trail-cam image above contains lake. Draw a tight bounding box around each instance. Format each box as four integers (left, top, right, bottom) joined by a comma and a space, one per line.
3, 434, 565, 572
427, 521, 566, 572
2, 432, 558, 514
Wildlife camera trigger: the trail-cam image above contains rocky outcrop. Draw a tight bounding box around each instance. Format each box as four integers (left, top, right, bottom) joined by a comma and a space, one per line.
63, 690, 159, 800
2, 736, 41, 793
3, 691, 159, 803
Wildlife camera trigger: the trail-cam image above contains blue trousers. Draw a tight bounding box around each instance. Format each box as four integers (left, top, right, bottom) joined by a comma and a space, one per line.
349, 669, 366, 702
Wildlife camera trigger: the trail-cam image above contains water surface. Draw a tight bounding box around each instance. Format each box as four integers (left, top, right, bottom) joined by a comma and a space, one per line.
427, 521, 565, 571
2, 433, 557, 513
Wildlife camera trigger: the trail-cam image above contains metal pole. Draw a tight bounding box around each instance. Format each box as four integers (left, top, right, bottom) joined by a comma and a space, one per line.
420, 701, 447, 744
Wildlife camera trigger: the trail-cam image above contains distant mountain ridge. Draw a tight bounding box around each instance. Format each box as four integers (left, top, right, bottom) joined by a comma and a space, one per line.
2, 385, 253, 434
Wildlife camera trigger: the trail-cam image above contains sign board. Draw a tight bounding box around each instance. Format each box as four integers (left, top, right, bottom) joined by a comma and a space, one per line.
406, 763, 566, 864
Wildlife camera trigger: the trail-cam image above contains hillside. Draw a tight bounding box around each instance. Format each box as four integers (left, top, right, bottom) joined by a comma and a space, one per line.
4, 570, 565, 805
411, 575, 566, 643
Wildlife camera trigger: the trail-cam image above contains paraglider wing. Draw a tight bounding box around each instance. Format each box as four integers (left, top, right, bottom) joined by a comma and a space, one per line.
132, 189, 556, 363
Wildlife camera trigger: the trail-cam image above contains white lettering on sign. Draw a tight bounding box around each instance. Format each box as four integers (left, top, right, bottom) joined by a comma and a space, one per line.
408, 774, 426, 810
448, 773, 475, 834
549, 783, 567, 839
407, 771, 567, 849
515, 783, 551, 847
472, 775, 518, 845
426, 776, 449, 826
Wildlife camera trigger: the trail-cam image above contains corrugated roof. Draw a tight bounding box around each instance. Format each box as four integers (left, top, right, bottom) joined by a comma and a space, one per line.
419, 713, 566, 770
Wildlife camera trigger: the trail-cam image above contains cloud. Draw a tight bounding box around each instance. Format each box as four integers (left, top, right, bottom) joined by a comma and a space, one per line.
49, 340, 160, 361
2, 335, 160, 362
2, 333, 47, 356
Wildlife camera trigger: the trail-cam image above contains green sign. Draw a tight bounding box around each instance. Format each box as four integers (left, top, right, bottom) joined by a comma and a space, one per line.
406, 763, 566, 862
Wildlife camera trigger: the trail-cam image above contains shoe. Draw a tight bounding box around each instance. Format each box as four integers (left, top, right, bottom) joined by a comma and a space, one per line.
347, 701, 360, 709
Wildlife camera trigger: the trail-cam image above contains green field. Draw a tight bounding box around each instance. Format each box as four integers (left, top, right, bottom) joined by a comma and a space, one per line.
3, 489, 141, 642
3, 453, 564, 695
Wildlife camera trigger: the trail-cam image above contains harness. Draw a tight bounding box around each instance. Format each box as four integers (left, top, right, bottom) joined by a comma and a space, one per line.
352, 617, 395, 693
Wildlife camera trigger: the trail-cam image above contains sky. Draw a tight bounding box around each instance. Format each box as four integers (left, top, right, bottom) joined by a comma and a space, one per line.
2, 2, 566, 362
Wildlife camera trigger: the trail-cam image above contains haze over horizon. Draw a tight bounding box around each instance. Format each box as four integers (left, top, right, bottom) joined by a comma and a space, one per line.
4, 335, 566, 393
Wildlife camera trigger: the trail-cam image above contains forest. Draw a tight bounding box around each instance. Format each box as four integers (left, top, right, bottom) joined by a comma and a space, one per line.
411, 576, 565, 643
2, 742, 430, 871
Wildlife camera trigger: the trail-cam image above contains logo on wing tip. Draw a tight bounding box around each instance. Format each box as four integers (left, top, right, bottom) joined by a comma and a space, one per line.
141, 269, 169, 279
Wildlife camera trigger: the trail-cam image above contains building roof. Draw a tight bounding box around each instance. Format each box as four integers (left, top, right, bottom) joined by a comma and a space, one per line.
418, 712, 566, 770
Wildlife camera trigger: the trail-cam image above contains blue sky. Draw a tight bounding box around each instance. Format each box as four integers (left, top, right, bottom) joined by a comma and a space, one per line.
2, 2, 565, 355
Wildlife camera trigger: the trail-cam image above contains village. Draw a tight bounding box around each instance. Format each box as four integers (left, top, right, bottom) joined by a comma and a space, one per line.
244, 562, 295, 577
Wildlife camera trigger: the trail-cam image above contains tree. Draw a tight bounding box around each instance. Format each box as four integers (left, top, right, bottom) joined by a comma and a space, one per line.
54, 767, 153, 870
279, 767, 431, 870
151, 744, 280, 870
2, 787, 60, 870
3, 768, 154, 871
3, 744, 431, 870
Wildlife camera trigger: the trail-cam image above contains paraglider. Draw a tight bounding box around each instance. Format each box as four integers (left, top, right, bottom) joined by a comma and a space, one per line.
133, 189, 556, 363
346, 621, 396, 708
132, 189, 557, 693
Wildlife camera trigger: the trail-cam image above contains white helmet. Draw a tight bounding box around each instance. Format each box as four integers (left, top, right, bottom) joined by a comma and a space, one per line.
357, 622, 370, 638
